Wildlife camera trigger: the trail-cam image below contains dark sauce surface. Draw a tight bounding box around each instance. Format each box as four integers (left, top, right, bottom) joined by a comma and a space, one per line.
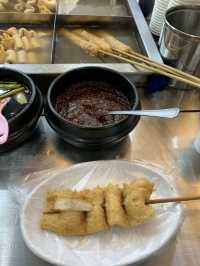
55, 81, 131, 128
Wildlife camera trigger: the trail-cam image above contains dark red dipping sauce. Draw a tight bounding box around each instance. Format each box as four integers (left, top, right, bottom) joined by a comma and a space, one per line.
55, 81, 131, 128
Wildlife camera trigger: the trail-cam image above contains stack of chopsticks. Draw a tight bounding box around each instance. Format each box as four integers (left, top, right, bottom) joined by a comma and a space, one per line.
100, 49, 200, 89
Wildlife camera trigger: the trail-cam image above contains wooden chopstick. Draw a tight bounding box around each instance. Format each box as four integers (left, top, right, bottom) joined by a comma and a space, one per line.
180, 110, 200, 113
113, 48, 200, 84
147, 195, 200, 204
99, 50, 200, 89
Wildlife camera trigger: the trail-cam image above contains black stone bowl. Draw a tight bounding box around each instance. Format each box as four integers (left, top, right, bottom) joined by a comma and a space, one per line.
45, 66, 141, 149
0, 68, 43, 153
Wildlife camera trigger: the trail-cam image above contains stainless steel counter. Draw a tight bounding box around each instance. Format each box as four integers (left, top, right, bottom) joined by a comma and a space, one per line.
1, 88, 200, 266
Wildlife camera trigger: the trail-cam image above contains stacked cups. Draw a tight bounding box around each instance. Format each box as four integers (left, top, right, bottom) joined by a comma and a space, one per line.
168, 0, 200, 9
150, 0, 170, 36
150, 0, 200, 37
159, 5, 200, 89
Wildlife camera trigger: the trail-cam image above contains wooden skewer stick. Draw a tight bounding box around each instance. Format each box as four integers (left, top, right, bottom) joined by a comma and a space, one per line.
147, 195, 200, 204
99, 50, 200, 89
113, 48, 200, 84
44, 195, 200, 213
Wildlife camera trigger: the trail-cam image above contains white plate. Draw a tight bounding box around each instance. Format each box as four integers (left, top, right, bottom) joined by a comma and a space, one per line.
20, 160, 183, 266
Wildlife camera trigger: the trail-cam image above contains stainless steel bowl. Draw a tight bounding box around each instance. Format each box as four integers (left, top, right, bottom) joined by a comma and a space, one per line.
159, 5, 200, 89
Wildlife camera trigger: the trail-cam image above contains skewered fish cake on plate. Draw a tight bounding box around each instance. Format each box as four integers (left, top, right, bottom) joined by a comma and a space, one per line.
40, 179, 155, 236
20, 160, 183, 266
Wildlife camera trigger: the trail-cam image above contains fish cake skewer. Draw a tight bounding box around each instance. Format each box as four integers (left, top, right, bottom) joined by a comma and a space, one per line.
72, 29, 111, 52
60, 29, 100, 56
41, 179, 155, 236
95, 30, 133, 53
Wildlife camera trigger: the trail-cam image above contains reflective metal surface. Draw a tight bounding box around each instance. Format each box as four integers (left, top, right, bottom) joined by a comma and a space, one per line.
58, 0, 128, 16
0, 13, 55, 64
159, 5, 200, 89
55, 22, 141, 64
127, 0, 163, 63
0, 0, 161, 74
0, 12, 55, 24
1, 88, 200, 266
1, 63, 138, 74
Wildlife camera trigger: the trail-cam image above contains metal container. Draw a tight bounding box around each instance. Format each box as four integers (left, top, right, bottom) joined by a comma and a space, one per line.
0, 0, 162, 78
159, 5, 200, 89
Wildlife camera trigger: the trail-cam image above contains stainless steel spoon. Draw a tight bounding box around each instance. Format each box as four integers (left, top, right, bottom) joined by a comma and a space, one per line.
108, 108, 180, 118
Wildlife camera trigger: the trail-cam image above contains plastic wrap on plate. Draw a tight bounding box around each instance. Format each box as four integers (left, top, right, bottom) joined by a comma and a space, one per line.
9, 160, 183, 266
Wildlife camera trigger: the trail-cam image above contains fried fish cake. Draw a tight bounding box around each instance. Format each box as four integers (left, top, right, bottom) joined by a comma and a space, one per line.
41, 189, 87, 236
60, 29, 99, 56
123, 179, 154, 200
72, 29, 111, 52
81, 187, 108, 234
44, 189, 76, 213
123, 179, 155, 226
95, 30, 133, 53
104, 184, 128, 227
41, 179, 155, 236
41, 210, 86, 236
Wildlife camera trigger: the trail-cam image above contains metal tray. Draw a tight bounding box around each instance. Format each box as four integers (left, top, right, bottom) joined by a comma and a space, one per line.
58, 0, 129, 16
0, 0, 58, 13
54, 20, 141, 64
0, 0, 162, 76
0, 13, 55, 64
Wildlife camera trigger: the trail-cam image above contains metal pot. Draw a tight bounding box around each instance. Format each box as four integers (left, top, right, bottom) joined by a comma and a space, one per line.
159, 5, 200, 89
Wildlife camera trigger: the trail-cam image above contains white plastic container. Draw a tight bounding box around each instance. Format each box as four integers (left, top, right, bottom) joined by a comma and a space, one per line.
168, 0, 200, 9
150, 0, 170, 36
